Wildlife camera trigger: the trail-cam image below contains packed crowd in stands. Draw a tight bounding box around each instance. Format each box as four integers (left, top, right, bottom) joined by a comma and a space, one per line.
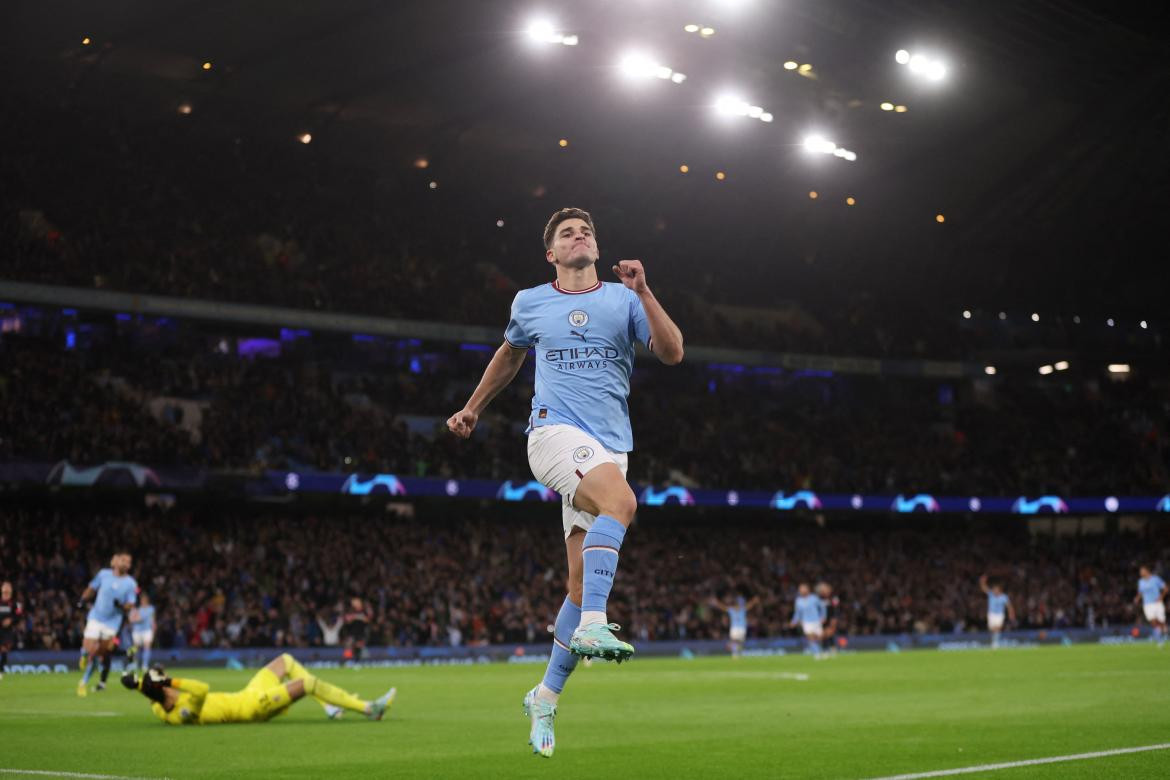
1, 506, 1165, 652
2, 329, 1168, 494
2, 93, 1161, 361
0, 328, 1164, 494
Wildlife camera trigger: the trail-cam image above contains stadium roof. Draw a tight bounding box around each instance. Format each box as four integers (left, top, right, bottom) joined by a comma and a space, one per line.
5, 1, 1169, 312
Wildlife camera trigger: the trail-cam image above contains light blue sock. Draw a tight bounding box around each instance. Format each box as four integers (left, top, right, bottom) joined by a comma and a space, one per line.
142, 647, 152, 671
540, 598, 581, 695
581, 516, 627, 616
80, 660, 96, 686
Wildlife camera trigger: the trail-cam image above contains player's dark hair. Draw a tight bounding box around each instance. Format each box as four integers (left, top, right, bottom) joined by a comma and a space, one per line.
543, 207, 597, 249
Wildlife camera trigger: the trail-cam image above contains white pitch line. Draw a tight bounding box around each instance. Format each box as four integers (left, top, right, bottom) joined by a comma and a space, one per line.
1, 771, 170, 780
0, 710, 122, 718
865, 742, 1170, 779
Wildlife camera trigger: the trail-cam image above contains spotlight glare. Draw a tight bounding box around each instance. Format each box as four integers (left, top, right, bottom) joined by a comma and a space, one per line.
1108, 363, 1131, 374
984, 365, 997, 375
700, 27, 715, 37
562, 34, 578, 46
998, 312, 1007, 320
894, 104, 908, 113
671, 72, 687, 83
798, 63, 812, 73
748, 105, 763, 118
679, 164, 689, 174
880, 102, 894, 111
927, 61, 947, 81
82, 37, 91, 45
783, 60, 798, 70
413, 157, 429, 169
808, 191, 818, 199
845, 196, 856, 206
1140, 320, 1148, 329
1031, 312, 1040, 322
177, 103, 193, 115
298, 133, 312, 144
715, 171, 726, 181
843, 151, 857, 161
962, 310, 971, 319
202, 61, 212, 70
936, 213, 946, 223
1055, 360, 1070, 371
1107, 318, 1115, 327
526, 19, 555, 42
684, 24, 700, 33
895, 49, 911, 64
655, 65, 674, 79
760, 112, 773, 122
428, 180, 438, 190
908, 54, 928, 73
1038, 364, 1054, 375
558, 138, 569, 147
497, 219, 505, 228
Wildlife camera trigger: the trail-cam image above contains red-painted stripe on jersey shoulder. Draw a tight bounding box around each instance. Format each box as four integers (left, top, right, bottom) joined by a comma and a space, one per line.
551, 280, 602, 295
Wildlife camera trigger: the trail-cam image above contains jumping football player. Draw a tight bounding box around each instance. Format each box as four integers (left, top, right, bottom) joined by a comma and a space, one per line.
122, 653, 395, 725
77, 552, 137, 696
979, 574, 1015, 649
1134, 566, 1168, 646
447, 207, 684, 757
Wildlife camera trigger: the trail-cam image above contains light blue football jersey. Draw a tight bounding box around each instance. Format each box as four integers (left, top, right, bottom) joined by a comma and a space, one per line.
132, 604, 155, 631
987, 592, 1010, 616
1138, 575, 1166, 605
88, 569, 138, 626
728, 600, 748, 631
505, 280, 651, 452
794, 595, 825, 624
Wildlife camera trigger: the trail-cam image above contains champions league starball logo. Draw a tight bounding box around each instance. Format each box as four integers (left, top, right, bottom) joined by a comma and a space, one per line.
770, 491, 822, 510
496, 480, 558, 502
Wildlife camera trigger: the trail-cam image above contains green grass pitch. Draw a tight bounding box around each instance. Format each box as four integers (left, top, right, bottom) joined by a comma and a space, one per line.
1, 644, 1166, 779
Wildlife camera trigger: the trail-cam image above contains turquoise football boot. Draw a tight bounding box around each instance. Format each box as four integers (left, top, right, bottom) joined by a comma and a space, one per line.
569, 623, 634, 663
523, 686, 557, 757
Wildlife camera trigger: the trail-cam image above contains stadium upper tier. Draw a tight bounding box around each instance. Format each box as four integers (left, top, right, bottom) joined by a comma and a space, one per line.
1, 97, 1163, 364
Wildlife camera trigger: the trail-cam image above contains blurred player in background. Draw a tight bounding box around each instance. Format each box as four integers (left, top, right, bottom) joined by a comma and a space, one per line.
1134, 566, 1167, 646
791, 583, 826, 656
709, 592, 759, 658
1, 581, 22, 681
122, 653, 395, 725
77, 552, 137, 696
816, 582, 840, 656
979, 574, 1015, 649
342, 596, 372, 661
447, 207, 684, 758
129, 592, 156, 672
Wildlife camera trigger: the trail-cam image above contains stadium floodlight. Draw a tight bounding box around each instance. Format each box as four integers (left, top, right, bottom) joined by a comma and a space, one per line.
984, 366, 997, 375
962, 310, 971, 319
298, 133, 313, 144
1108, 363, 1131, 374
714, 94, 772, 122
1107, 318, 1115, 327
880, 102, 894, 111
783, 61, 798, 70
526, 19, 577, 46
1140, 320, 1148, 329
1038, 365, 1054, 375
620, 52, 686, 84
684, 24, 700, 33
1055, 360, 1070, 371
1031, 312, 1040, 322
802, 134, 857, 161
897, 49, 949, 82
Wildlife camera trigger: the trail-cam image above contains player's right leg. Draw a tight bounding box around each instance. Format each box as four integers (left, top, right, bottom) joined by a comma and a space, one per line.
78, 624, 114, 695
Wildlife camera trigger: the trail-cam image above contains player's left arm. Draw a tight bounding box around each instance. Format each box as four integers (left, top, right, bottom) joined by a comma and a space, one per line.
613, 259, 684, 365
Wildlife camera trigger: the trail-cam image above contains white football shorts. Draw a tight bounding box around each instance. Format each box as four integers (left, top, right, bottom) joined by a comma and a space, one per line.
527, 424, 629, 539
987, 613, 1005, 631
132, 629, 155, 646
801, 621, 823, 637
729, 626, 747, 642
83, 617, 120, 641
1143, 602, 1166, 624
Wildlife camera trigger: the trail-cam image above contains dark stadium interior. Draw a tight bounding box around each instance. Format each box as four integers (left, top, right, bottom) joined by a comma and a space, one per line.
2, 0, 1168, 656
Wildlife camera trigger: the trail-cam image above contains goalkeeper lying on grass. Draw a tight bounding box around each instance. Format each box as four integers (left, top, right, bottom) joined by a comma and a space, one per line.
121, 653, 395, 725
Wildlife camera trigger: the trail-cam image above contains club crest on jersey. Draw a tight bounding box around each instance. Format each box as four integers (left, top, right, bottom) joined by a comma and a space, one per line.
568, 310, 589, 327
572, 446, 595, 463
